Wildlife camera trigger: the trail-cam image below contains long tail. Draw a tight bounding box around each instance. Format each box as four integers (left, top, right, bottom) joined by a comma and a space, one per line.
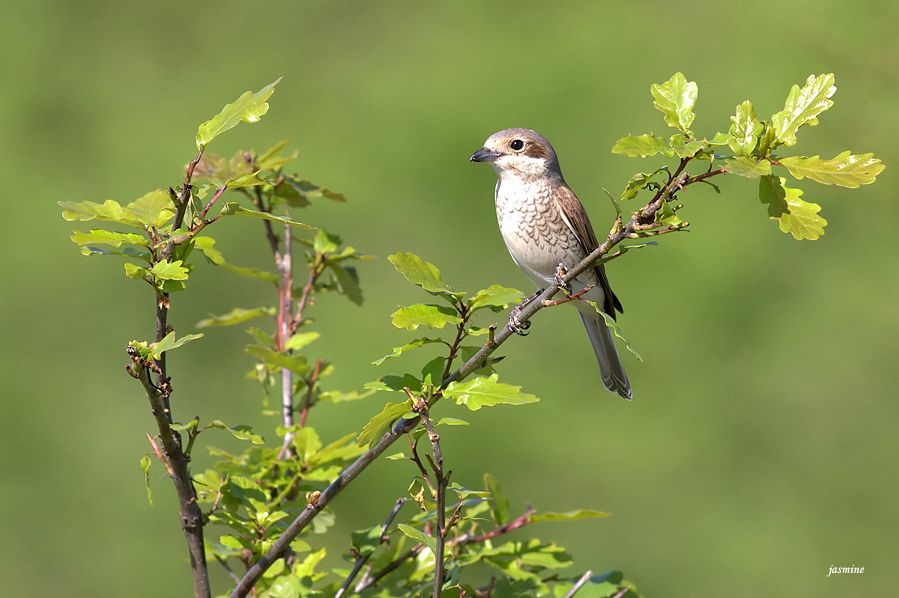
578, 312, 632, 400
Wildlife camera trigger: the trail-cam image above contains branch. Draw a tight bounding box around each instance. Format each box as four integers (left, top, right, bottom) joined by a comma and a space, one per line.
412, 394, 448, 598
334, 498, 407, 598
450, 508, 535, 546
129, 359, 210, 598
229, 155, 724, 597
562, 570, 593, 598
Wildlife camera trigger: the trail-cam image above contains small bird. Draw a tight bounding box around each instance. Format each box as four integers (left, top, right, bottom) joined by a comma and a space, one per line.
470, 128, 632, 399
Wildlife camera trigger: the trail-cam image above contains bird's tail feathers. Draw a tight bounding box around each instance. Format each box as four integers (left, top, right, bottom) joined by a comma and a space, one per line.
578, 312, 632, 400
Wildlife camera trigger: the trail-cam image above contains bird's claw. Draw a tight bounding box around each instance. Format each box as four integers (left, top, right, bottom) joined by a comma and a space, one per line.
508, 304, 531, 336
553, 262, 571, 294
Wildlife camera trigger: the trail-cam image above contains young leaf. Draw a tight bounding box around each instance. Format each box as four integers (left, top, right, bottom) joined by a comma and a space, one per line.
396, 523, 436, 553
313, 229, 340, 254
372, 337, 443, 366
192, 237, 225, 265
585, 302, 643, 361
330, 264, 364, 306
530, 509, 610, 522
470, 285, 523, 312
443, 374, 539, 411
356, 400, 414, 447
723, 156, 772, 178
124, 262, 150, 280
669, 134, 703, 159
139, 455, 153, 506
284, 331, 320, 351
779, 152, 885, 188
220, 263, 279, 284
771, 73, 836, 146
124, 190, 173, 228
150, 260, 190, 281
387, 252, 458, 296
204, 420, 265, 445
758, 175, 789, 218
728, 100, 764, 156
151, 331, 204, 359
611, 134, 670, 158
245, 345, 309, 375
196, 307, 275, 328
484, 473, 510, 526
220, 202, 312, 229
774, 180, 827, 240
70, 229, 148, 248
391, 304, 460, 330
650, 72, 698, 133
196, 77, 282, 149
59, 199, 136, 227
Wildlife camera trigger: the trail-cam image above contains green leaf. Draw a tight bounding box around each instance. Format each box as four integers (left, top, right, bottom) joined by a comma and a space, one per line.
470, 284, 523, 312
352, 525, 384, 557
669, 134, 703, 159
779, 151, 885, 188
443, 374, 539, 411
436, 417, 469, 427
245, 345, 309, 375
396, 523, 436, 553
650, 72, 698, 132
255, 139, 297, 172
197, 307, 275, 328
150, 260, 189, 283
220, 263, 279, 284
585, 302, 643, 361
125, 190, 174, 228
204, 419, 265, 445
484, 473, 510, 526
531, 509, 610, 522
124, 262, 150, 280
191, 237, 225, 265
313, 229, 340, 254
139, 455, 153, 506
758, 175, 789, 218
284, 331, 320, 352
771, 73, 836, 146
728, 100, 764, 156
387, 252, 458, 296
70, 229, 148, 248
356, 400, 414, 447
220, 202, 312, 228
619, 168, 667, 201
330, 264, 364, 306
774, 180, 827, 240
286, 177, 346, 202
372, 337, 443, 366
196, 78, 282, 148
655, 199, 682, 226
151, 331, 204, 359
723, 156, 772, 178
611, 134, 670, 158
60, 199, 128, 224
391, 304, 461, 330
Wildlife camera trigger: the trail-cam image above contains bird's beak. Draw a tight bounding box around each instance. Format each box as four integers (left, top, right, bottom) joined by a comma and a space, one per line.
470, 147, 501, 163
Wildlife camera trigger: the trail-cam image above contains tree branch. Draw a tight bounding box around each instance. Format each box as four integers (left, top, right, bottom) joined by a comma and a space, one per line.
562, 570, 593, 598
229, 155, 724, 597
334, 498, 407, 598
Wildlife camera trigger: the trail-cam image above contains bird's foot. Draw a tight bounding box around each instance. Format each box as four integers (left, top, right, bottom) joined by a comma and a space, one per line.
508, 303, 532, 336
553, 262, 572, 294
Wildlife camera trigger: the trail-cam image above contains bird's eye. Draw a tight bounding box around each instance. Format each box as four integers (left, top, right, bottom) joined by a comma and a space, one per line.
510, 139, 524, 151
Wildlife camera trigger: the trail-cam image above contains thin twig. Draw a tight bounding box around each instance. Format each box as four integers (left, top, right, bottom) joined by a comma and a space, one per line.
450, 508, 535, 546
413, 396, 447, 598
354, 545, 423, 593
562, 570, 593, 598
335, 498, 407, 598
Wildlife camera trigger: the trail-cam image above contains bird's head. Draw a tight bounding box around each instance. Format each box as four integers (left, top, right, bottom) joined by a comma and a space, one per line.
470, 128, 561, 180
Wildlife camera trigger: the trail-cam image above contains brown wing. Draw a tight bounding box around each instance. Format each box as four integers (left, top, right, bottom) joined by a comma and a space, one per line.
552, 185, 624, 318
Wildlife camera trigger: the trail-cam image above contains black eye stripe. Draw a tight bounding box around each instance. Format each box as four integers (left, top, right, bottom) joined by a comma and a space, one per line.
510, 139, 524, 151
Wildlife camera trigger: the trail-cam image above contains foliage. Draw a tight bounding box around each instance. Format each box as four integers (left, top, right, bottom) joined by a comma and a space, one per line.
612, 72, 883, 240
62, 73, 881, 597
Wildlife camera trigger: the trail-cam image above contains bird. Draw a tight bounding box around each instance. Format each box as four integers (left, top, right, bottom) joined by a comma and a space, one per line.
470, 128, 632, 399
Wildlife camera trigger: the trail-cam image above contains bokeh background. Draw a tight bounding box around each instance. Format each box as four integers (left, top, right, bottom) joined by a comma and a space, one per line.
2, 1, 897, 596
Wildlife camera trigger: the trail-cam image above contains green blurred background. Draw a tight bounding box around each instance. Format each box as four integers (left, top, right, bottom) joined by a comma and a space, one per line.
2, 1, 897, 595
